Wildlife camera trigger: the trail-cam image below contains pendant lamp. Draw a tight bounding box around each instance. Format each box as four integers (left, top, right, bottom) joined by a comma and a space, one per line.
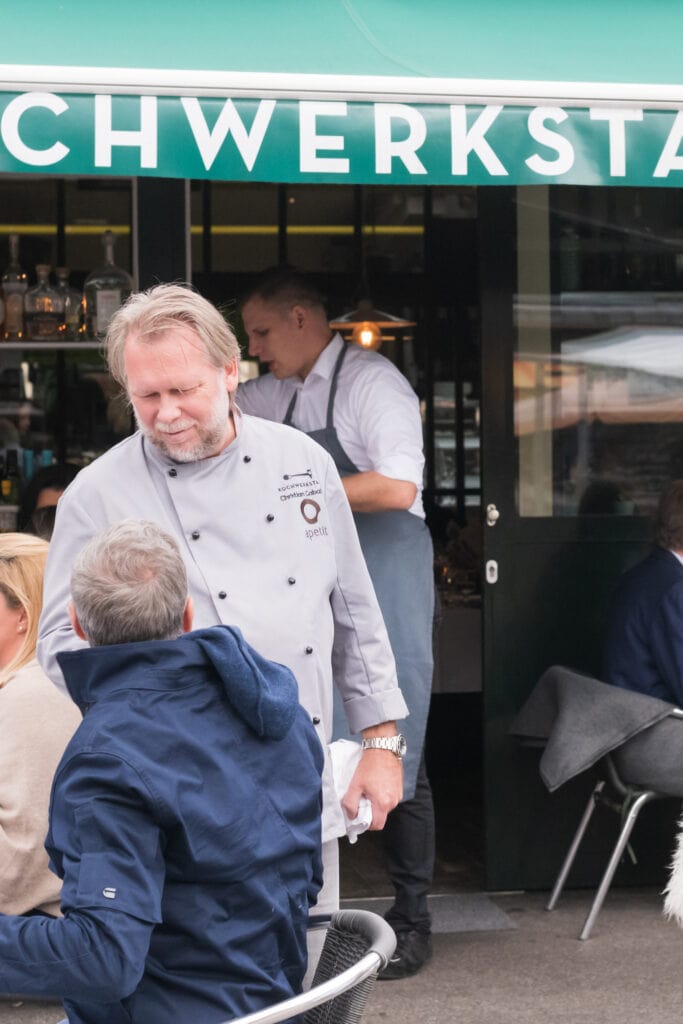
329, 299, 415, 351
329, 188, 415, 350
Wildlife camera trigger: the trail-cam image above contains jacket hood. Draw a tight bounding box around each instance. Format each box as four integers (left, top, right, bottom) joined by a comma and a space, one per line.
57, 625, 299, 741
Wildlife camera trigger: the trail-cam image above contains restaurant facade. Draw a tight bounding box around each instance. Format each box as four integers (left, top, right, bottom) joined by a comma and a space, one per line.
2, 1, 683, 890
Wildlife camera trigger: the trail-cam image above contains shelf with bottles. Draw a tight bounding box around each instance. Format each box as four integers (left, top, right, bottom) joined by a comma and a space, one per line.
0, 231, 133, 347
0, 340, 105, 350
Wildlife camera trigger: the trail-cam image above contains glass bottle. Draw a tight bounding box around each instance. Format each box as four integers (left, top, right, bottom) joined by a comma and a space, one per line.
83, 231, 133, 340
55, 267, 82, 340
1, 449, 20, 505
24, 265, 64, 340
1, 234, 28, 340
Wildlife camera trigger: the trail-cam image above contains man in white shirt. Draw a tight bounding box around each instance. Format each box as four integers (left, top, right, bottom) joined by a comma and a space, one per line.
37, 283, 408, 963
239, 267, 435, 979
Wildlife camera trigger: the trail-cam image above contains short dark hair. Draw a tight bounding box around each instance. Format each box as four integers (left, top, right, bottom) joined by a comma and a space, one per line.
241, 265, 326, 314
656, 480, 683, 550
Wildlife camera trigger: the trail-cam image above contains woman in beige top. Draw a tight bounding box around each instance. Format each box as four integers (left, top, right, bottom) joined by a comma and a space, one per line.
0, 533, 80, 917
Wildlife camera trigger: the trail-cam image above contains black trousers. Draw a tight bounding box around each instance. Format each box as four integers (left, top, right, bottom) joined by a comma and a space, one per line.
381, 751, 435, 935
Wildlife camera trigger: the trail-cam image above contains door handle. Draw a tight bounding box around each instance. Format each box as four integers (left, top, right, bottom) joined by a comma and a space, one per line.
486, 503, 500, 527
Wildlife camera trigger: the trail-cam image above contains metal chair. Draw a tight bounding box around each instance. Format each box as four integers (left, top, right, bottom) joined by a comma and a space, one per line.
223, 908, 396, 1024
511, 665, 683, 940
546, 750, 670, 940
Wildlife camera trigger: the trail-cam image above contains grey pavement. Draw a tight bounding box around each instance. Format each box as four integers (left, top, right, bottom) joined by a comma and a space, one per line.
2, 886, 682, 1023
366, 886, 683, 1024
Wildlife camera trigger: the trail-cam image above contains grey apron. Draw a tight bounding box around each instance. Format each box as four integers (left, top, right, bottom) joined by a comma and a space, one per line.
284, 343, 434, 799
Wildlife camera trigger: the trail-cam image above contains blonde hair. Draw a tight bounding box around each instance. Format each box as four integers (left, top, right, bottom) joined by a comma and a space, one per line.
0, 533, 49, 686
105, 283, 240, 389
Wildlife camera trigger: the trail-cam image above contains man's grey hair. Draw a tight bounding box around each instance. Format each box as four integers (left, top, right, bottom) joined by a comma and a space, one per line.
106, 283, 241, 389
71, 520, 188, 647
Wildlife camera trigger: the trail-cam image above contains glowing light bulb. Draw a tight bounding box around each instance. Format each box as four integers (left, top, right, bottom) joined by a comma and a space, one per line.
351, 321, 383, 350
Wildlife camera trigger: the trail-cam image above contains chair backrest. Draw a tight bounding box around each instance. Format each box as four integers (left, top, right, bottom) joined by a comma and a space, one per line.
222, 909, 396, 1024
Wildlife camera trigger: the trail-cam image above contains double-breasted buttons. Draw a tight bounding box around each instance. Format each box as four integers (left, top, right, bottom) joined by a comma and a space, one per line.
266, 513, 275, 522
168, 468, 177, 477
191, 530, 200, 540
312, 716, 321, 725
218, 590, 227, 600
243, 455, 251, 463
288, 577, 296, 585
305, 646, 313, 655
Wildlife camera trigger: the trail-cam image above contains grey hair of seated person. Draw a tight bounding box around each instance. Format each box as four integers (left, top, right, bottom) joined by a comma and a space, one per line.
70, 520, 188, 647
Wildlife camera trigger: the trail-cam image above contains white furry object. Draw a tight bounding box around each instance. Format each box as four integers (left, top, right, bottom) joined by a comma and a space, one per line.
663, 815, 683, 925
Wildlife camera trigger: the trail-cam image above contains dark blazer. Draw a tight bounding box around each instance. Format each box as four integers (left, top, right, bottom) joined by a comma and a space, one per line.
604, 547, 683, 706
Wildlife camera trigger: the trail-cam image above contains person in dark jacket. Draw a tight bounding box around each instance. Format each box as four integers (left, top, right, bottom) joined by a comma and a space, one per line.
604, 479, 683, 706
0, 519, 323, 1024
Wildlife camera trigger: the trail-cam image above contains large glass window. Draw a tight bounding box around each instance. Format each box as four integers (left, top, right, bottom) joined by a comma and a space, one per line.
515, 186, 683, 518
0, 176, 134, 531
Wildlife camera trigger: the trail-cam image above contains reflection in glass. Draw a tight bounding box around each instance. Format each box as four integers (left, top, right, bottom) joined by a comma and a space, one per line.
515, 185, 683, 518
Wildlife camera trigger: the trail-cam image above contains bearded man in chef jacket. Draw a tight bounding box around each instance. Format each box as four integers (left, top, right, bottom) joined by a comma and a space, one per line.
37, 282, 408, 978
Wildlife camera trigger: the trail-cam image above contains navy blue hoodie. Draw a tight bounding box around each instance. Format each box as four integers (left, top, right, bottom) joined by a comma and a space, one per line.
0, 625, 323, 1023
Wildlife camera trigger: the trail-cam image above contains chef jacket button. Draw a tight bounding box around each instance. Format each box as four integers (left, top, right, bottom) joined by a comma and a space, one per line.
218, 590, 227, 599
305, 646, 313, 654
191, 530, 200, 540
312, 716, 321, 725
288, 577, 296, 585
168, 468, 177, 477
243, 455, 251, 463
266, 513, 275, 522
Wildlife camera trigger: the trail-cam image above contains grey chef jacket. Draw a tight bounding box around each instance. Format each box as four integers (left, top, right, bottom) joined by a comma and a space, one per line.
37, 410, 408, 824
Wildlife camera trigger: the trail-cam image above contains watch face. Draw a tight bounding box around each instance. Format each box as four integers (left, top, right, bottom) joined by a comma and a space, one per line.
397, 734, 407, 757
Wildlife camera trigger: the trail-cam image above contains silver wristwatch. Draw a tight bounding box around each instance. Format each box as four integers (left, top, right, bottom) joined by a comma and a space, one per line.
361, 734, 407, 759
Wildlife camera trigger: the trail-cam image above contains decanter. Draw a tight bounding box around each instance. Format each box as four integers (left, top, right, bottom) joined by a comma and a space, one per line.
55, 267, 82, 340
83, 231, 133, 339
24, 264, 64, 340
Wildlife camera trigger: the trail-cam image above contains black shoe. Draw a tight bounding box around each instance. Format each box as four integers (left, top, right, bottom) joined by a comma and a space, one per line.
378, 929, 432, 980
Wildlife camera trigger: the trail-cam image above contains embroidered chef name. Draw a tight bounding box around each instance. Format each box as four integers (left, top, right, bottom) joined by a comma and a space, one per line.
277, 475, 328, 538
278, 480, 322, 503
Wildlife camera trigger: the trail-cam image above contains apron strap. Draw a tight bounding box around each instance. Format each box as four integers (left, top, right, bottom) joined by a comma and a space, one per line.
283, 390, 298, 426
325, 341, 350, 429
282, 339, 350, 429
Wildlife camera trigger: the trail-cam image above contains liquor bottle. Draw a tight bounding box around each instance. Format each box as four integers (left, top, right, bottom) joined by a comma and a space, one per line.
24, 265, 64, 340
1, 234, 28, 340
1, 449, 20, 505
22, 447, 34, 483
83, 231, 133, 340
55, 267, 82, 340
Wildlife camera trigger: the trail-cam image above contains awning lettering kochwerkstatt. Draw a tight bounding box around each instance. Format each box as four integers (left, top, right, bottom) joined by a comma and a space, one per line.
3, 92, 683, 186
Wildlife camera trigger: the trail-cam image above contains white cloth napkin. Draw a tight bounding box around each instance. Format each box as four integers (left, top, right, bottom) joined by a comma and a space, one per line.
323, 738, 373, 844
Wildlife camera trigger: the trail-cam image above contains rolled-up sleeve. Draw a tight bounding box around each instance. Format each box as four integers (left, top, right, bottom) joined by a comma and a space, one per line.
346, 365, 425, 489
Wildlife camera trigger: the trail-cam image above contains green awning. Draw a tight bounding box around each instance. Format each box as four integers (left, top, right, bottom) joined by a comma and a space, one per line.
3, 1, 683, 185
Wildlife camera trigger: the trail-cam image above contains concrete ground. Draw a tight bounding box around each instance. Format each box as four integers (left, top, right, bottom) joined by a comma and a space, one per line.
367, 886, 683, 1024
3, 886, 683, 1023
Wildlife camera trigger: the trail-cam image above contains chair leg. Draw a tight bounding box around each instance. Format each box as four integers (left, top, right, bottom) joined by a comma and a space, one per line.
547, 780, 605, 912
578, 790, 657, 941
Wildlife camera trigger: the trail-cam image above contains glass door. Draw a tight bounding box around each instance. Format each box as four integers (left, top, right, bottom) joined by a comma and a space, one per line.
480, 185, 681, 890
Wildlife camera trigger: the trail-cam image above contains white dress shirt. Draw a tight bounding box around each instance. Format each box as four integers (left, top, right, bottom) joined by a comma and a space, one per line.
237, 333, 426, 518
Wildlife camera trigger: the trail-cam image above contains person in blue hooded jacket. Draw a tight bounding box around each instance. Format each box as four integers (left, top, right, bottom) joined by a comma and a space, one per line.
0, 519, 323, 1024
